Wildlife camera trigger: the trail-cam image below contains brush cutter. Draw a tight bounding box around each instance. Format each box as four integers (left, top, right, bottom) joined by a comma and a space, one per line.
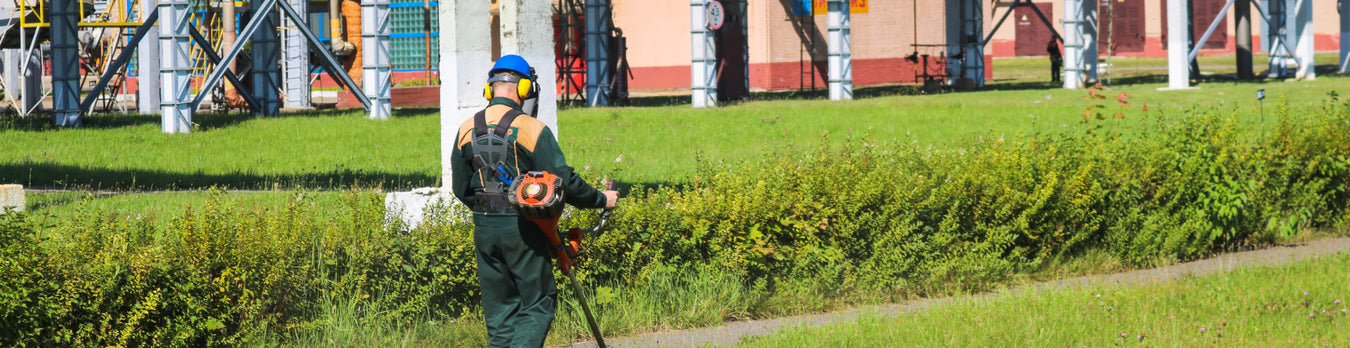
509, 171, 613, 348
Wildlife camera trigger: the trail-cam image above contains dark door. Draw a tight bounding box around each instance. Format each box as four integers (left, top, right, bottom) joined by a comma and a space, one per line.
717, 0, 748, 101
1015, 3, 1055, 56
1161, 0, 1228, 50
1098, 0, 1146, 53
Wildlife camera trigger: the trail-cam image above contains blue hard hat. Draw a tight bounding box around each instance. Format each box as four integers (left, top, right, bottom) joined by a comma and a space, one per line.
489, 54, 532, 78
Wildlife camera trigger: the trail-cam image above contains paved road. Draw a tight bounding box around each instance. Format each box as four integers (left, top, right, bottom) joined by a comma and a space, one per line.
561, 237, 1350, 348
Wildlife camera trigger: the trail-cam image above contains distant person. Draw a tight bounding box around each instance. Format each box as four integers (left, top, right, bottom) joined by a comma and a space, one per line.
1048, 39, 1063, 83
450, 54, 619, 347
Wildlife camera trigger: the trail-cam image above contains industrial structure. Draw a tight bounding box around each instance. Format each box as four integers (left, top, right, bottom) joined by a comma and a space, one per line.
621, 0, 1347, 101
1, 0, 1347, 126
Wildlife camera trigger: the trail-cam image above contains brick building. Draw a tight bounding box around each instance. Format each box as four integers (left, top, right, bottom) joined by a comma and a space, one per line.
614, 0, 1344, 92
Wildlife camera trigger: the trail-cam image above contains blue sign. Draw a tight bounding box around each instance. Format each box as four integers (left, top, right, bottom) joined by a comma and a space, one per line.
791, 0, 811, 15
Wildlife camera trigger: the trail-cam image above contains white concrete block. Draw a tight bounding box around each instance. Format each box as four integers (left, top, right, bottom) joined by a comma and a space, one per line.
384, 188, 466, 230
1, 184, 23, 213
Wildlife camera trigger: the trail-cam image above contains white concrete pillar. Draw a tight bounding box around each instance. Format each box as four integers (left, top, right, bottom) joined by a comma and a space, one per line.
499, 0, 558, 135
363, 0, 392, 119
1342, 0, 1349, 73
827, 0, 852, 100
1268, 0, 1289, 78
1292, 0, 1314, 79
137, 0, 161, 114
160, 0, 193, 133
439, 0, 491, 189
18, 29, 40, 116
1063, 0, 1098, 89
282, 0, 312, 109
690, 0, 716, 108
3, 49, 19, 106
1164, 0, 1191, 89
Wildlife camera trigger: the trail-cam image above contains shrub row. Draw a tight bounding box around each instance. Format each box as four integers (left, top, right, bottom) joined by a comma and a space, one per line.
2, 97, 1349, 345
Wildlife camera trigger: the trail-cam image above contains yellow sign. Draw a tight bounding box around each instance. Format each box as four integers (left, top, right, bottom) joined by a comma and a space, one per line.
851, 0, 868, 14
812, 0, 868, 14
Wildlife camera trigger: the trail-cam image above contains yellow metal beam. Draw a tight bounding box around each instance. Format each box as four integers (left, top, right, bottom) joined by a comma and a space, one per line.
20, 22, 145, 28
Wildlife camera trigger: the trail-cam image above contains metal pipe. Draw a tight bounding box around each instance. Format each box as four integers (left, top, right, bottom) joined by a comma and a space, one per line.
423, 0, 432, 82
330, 0, 354, 55
221, 0, 237, 72
1237, 0, 1253, 79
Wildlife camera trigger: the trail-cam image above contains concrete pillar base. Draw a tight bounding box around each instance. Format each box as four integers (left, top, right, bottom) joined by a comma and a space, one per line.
384, 188, 466, 230
1, 184, 24, 213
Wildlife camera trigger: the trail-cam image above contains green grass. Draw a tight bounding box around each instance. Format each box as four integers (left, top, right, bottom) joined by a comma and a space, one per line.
25, 190, 350, 228
740, 252, 1350, 347
3, 58, 1346, 189
992, 52, 1345, 81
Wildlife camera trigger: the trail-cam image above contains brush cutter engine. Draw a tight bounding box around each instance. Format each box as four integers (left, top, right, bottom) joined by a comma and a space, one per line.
508, 171, 566, 219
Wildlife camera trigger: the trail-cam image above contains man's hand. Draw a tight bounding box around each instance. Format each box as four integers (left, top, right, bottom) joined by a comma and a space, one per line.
603, 190, 619, 209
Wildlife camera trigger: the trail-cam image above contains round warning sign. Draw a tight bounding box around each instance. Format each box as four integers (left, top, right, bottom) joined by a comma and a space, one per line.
706, 0, 725, 30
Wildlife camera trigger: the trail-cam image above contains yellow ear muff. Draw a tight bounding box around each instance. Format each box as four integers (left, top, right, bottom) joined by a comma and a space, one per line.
517, 78, 533, 100
484, 83, 493, 100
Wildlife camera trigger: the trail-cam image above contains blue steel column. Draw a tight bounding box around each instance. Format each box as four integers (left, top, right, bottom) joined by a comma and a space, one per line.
584, 0, 611, 107
827, 0, 851, 100
283, 0, 311, 109
946, 0, 984, 88
160, 0, 192, 133
362, 0, 391, 119
138, 0, 160, 114
1341, 0, 1349, 73
51, 0, 80, 126
690, 0, 715, 108
251, 7, 281, 116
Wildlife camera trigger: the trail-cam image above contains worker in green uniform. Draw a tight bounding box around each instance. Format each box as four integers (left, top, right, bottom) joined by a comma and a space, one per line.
450, 54, 619, 347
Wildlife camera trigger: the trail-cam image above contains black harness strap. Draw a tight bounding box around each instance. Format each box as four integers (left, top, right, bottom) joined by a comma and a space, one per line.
469, 108, 527, 214
473, 109, 524, 139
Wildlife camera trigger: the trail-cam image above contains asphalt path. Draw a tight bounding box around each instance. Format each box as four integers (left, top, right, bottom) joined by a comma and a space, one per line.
560, 237, 1350, 348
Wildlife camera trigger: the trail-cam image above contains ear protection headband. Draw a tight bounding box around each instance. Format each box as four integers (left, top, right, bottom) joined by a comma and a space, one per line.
483, 68, 539, 101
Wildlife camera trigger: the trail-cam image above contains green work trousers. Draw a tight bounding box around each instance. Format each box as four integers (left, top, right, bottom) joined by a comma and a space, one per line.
473, 213, 558, 348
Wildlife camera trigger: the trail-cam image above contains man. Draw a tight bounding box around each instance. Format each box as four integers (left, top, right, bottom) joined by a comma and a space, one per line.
450, 54, 619, 347
1047, 38, 1063, 83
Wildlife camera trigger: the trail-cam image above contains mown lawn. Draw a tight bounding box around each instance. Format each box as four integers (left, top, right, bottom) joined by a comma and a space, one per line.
3, 66, 1346, 190
742, 251, 1350, 347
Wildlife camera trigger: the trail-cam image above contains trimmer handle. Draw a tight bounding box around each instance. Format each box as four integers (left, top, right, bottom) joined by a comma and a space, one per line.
590, 180, 616, 234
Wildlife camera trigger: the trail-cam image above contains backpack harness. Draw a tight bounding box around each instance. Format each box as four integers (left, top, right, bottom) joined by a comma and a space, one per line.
470, 108, 524, 214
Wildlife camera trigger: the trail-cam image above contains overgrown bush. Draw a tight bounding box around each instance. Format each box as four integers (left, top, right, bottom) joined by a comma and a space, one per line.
2, 97, 1348, 345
